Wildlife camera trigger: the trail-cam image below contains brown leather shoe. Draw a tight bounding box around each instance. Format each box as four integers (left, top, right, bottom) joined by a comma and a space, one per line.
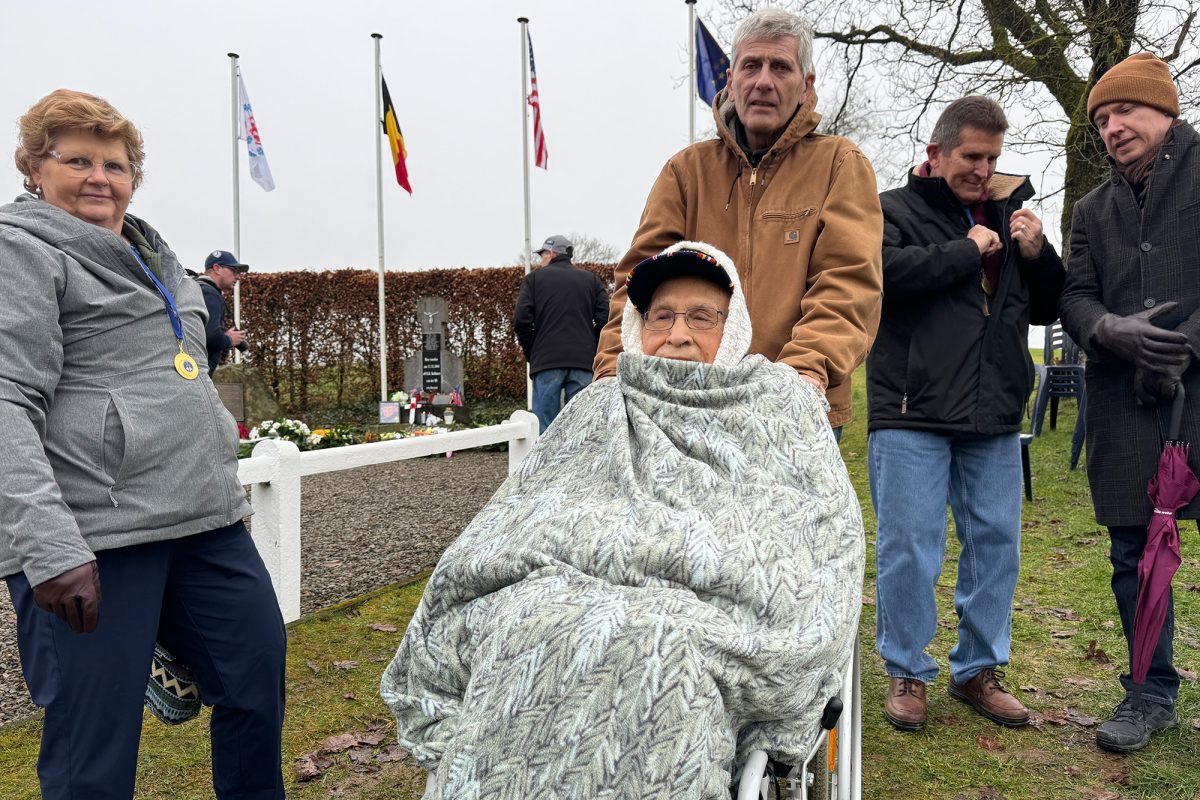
948, 667, 1030, 727
884, 677, 927, 731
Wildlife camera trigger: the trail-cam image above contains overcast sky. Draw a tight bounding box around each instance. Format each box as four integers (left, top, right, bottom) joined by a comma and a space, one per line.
0, 0, 1060, 276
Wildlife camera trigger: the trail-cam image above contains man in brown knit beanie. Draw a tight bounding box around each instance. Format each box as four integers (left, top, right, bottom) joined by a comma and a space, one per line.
1060, 51, 1198, 754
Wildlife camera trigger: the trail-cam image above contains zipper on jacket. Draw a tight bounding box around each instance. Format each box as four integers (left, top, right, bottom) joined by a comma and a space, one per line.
108, 486, 120, 508
725, 163, 744, 210
900, 393, 908, 414
750, 167, 758, 187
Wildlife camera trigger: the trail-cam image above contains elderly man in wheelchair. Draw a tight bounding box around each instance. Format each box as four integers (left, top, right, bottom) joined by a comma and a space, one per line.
381, 242, 864, 800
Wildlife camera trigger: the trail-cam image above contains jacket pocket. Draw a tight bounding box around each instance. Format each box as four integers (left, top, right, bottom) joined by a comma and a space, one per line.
100, 394, 127, 484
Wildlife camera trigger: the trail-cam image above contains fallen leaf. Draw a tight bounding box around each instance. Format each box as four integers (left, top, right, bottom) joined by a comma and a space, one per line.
935, 714, 961, 726
1063, 676, 1100, 690
305, 659, 320, 673
1177, 666, 1198, 683
1041, 708, 1069, 726
1101, 620, 1116, 629
357, 731, 388, 747
350, 762, 381, 774
861, 594, 876, 606
1051, 630, 1076, 639
375, 744, 408, 762
1074, 538, 1099, 547
1186, 584, 1200, 592
1190, 719, 1200, 730
1020, 685, 1041, 693
1101, 764, 1131, 786
366, 719, 390, 731
332, 660, 359, 671
1049, 608, 1084, 621
1084, 640, 1111, 664
293, 756, 321, 782
323, 732, 359, 753
1066, 766, 1083, 777
370, 622, 398, 633
977, 789, 1003, 800
977, 735, 1001, 751
349, 746, 374, 764
1065, 708, 1098, 727
343, 692, 358, 701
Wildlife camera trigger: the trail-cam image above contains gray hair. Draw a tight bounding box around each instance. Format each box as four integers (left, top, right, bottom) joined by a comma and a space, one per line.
930, 96, 1008, 153
731, 9, 815, 76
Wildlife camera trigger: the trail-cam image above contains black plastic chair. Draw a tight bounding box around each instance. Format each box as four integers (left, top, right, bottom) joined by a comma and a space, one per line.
1030, 323, 1087, 469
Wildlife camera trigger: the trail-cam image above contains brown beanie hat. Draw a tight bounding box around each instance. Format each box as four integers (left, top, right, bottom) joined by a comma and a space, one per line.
1088, 52, 1180, 122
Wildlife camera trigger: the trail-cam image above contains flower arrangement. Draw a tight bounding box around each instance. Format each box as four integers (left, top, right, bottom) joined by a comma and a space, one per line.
389, 390, 411, 404
306, 425, 359, 449
248, 418, 311, 445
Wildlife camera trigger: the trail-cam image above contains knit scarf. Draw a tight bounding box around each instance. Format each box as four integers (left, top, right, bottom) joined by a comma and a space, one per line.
1119, 119, 1181, 205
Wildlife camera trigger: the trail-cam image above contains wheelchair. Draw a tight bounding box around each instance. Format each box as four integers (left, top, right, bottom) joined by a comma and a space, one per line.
734, 635, 862, 800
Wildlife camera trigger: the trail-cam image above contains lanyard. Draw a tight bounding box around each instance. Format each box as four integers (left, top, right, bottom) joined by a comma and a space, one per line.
964, 207, 976, 228
128, 245, 183, 345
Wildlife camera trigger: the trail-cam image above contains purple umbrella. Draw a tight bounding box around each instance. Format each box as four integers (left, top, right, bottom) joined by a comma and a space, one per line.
1132, 386, 1199, 685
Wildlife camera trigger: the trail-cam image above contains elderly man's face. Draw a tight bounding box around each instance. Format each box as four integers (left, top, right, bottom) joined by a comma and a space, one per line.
728, 36, 814, 151
1093, 102, 1174, 167
640, 277, 730, 364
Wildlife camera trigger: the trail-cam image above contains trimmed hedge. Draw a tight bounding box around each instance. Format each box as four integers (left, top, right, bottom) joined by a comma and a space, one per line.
236, 264, 615, 413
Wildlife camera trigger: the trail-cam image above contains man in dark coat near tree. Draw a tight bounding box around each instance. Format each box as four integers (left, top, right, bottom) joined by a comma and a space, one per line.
1060, 52, 1200, 754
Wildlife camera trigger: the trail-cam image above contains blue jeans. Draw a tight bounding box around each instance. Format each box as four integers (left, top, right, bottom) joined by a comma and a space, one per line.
532, 368, 591, 433
869, 428, 1022, 684
7, 522, 286, 799
1108, 523, 1188, 706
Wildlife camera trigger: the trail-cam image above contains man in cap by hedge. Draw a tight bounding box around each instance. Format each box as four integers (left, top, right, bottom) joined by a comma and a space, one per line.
514, 235, 609, 433
1060, 52, 1200, 753
196, 249, 249, 376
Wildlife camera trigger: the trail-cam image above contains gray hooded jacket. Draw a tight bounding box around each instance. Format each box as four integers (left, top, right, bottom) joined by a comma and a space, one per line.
0, 195, 252, 585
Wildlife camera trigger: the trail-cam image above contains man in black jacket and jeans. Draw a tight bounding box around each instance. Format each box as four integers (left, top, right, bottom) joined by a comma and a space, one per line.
867, 96, 1065, 733
195, 249, 249, 376
514, 235, 609, 433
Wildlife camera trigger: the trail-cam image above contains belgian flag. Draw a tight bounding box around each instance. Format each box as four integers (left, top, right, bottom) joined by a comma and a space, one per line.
381, 75, 412, 194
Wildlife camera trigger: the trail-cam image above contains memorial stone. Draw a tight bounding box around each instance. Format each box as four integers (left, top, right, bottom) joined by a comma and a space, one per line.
403, 296, 464, 405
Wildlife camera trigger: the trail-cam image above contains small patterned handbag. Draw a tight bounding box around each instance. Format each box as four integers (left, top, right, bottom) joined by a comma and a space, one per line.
144, 643, 202, 724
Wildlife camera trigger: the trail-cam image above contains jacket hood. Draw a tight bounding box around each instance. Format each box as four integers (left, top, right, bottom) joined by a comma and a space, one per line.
0, 193, 165, 264
619, 240, 752, 367
905, 167, 1033, 208
713, 88, 822, 161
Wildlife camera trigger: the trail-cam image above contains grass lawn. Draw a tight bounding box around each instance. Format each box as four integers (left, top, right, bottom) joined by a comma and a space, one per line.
1, 366, 1197, 799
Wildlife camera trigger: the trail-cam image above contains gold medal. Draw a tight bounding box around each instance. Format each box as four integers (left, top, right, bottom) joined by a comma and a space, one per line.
174, 350, 199, 380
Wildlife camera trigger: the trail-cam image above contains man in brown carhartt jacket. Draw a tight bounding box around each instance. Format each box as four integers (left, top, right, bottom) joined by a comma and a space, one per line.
593, 9, 883, 430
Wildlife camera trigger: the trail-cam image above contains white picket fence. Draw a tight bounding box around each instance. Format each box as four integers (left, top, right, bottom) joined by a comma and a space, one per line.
237, 410, 540, 622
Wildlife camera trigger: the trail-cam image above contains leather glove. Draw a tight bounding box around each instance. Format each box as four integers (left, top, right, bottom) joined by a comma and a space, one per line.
1092, 303, 1191, 372
32, 561, 101, 633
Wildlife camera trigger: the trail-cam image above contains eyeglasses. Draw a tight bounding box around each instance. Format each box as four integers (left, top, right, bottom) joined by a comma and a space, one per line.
642, 306, 725, 331
46, 150, 140, 184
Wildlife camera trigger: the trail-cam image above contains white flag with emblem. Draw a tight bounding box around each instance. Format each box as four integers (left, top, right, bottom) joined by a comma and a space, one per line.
238, 73, 275, 191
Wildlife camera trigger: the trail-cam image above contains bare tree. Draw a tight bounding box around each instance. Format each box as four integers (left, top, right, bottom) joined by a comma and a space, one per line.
714, 0, 1200, 244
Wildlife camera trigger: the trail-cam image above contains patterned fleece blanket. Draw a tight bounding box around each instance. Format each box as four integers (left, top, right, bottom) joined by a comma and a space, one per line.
381, 352, 864, 799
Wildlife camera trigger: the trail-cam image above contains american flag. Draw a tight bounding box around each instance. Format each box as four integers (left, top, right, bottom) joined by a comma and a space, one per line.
527, 31, 548, 169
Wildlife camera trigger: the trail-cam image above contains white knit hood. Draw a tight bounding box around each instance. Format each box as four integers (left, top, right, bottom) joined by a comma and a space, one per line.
618, 240, 752, 367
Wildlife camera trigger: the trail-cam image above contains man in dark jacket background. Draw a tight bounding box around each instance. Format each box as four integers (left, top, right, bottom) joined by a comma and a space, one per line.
868, 96, 1065, 733
1060, 53, 1198, 754
514, 235, 608, 433
195, 249, 248, 376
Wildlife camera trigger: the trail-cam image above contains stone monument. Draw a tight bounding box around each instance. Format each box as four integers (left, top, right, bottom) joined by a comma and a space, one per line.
402, 296, 464, 405
212, 362, 283, 425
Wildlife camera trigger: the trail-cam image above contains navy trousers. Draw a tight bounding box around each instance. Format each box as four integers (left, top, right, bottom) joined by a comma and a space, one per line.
6, 521, 287, 799
1109, 523, 1188, 706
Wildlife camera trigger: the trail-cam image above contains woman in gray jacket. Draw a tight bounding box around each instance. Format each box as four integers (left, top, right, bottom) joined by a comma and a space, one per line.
1, 89, 285, 799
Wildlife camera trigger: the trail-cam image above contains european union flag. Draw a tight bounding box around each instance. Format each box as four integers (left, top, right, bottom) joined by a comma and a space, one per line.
696, 18, 729, 106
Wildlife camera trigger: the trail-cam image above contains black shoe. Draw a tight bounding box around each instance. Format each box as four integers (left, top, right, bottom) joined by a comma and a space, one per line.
1095, 696, 1177, 753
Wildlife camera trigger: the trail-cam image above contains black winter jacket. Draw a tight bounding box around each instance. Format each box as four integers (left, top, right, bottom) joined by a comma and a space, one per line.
867, 170, 1065, 433
195, 274, 231, 376
513, 256, 609, 374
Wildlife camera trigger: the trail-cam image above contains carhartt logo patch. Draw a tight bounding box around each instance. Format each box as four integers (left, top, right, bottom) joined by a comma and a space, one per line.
784, 229, 800, 244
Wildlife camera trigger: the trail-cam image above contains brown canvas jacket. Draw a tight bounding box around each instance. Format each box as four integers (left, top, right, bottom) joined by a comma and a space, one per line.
593, 90, 884, 427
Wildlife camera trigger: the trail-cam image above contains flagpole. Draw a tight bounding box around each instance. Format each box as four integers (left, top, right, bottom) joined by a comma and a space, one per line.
686, 0, 697, 144
372, 33, 388, 403
518, 16, 533, 410
228, 53, 243, 363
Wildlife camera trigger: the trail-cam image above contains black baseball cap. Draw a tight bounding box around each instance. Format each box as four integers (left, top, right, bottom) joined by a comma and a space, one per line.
625, 247, 735, 313
204, 250, 249, 272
